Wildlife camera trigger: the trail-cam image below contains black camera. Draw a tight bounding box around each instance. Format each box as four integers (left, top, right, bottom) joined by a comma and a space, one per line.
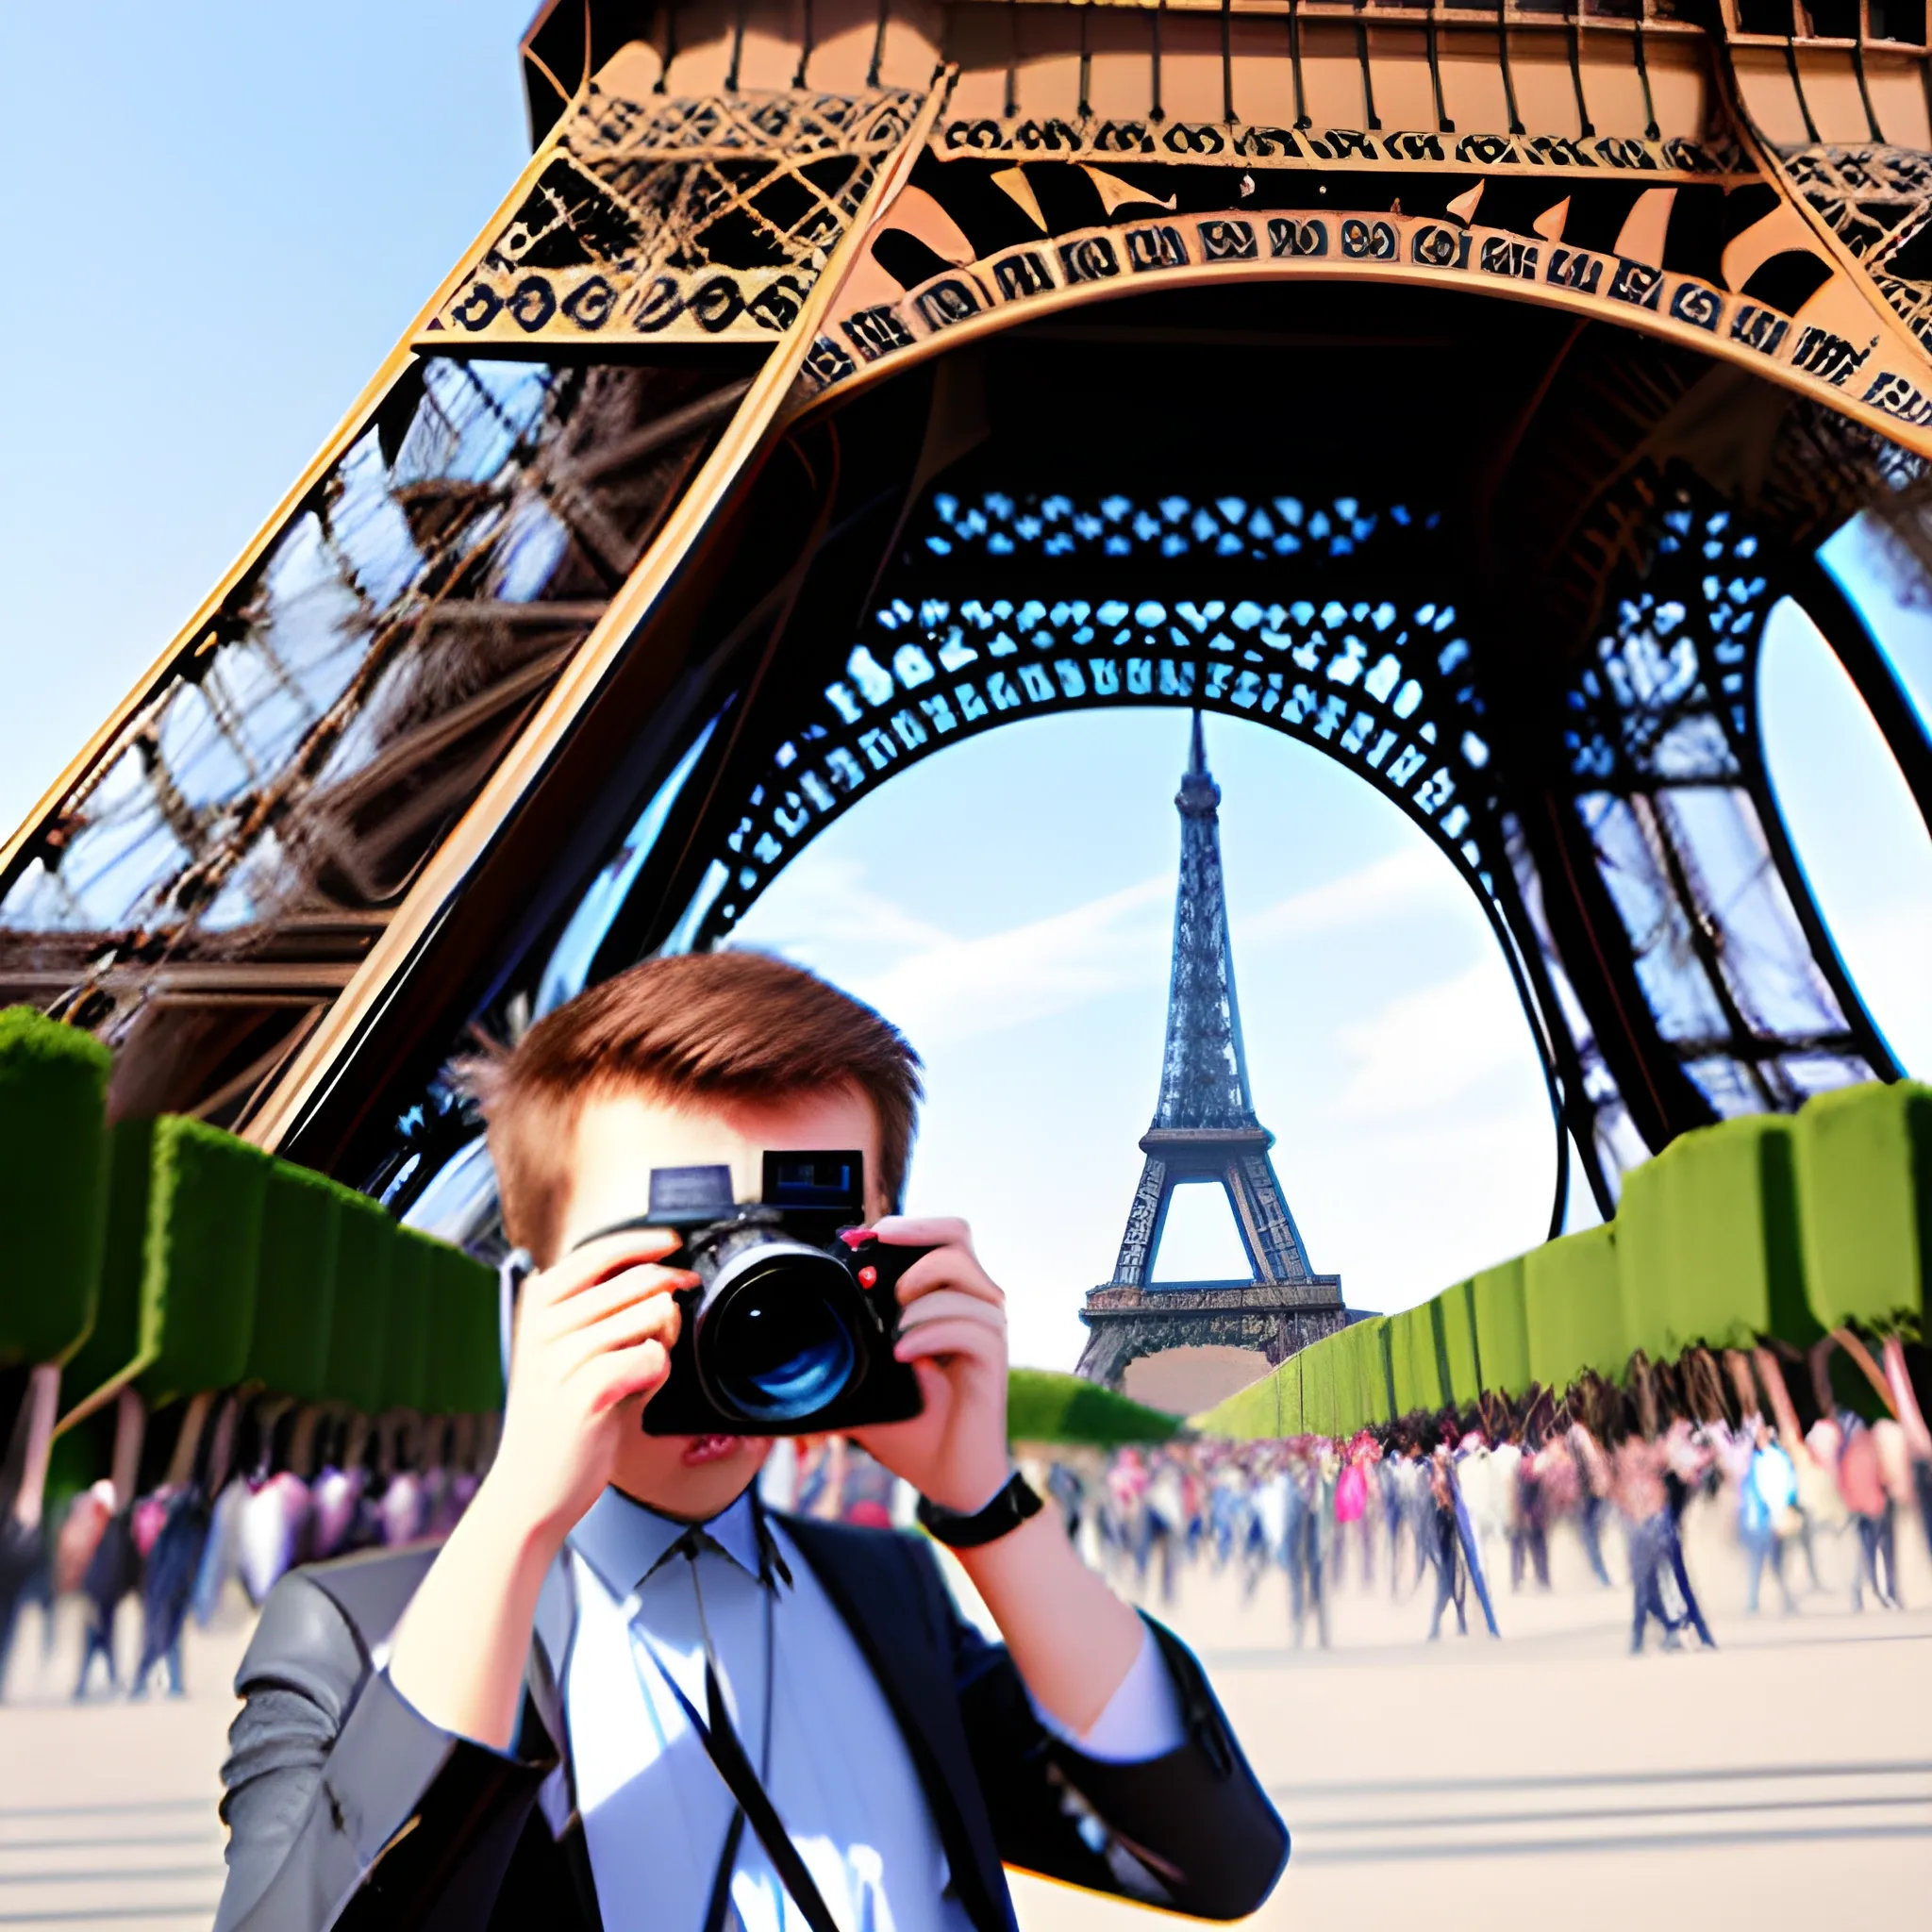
623, 1151, 929, 1436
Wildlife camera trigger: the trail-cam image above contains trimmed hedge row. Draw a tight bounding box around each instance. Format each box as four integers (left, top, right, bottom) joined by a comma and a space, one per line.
1007, 1369, 1181, 1446
1204, 1080, 1931, 1439
0, 1007, 502, 1420
0, 1008, 111, 1370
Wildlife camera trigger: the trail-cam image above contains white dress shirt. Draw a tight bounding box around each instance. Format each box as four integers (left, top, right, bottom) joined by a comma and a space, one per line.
562, 1486, 1181, 1932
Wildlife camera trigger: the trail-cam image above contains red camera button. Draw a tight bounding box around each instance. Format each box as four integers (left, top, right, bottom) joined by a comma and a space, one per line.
857, 1265, 878, 1289
838, 1227, 871, 1249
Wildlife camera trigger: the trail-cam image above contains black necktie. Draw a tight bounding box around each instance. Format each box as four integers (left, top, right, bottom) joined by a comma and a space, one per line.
634, 1524, 841, 1932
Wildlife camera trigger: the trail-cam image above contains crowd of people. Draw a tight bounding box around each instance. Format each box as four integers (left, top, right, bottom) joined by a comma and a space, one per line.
0, 1406, 494, 1702
1029, 1387, 1929, 1654
4, 1347, 1927, 1699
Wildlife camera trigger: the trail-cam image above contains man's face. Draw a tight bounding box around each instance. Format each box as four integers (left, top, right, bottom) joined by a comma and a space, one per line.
553, 1082, 887, 1521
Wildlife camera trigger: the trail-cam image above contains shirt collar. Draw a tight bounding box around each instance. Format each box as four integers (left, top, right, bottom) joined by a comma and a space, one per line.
572, 1485, 771, 1600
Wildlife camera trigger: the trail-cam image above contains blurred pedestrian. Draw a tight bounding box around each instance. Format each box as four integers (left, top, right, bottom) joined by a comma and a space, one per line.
1286, 1446, 1327, 1647
1660, 1420, 1715, 1649
1335, 1445, 1372, 1589
1741, 1422, 1799, 1616
1612, 1435, 1676, 1653
1510, 1439, 1551, 1591
75, 1505, 139, 1698
1838, 1415, 1898, 1610
1425, 1448, 1467, 1641
1569, 1424, 1615, 1587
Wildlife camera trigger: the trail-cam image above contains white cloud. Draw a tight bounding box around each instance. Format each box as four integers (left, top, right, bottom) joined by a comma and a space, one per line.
743, 841, 1476, 1052
733, 852, 956, 958
1236, 843, 1462, 949
1333, 955, 1538, 1123
843, 874, 1174, 1046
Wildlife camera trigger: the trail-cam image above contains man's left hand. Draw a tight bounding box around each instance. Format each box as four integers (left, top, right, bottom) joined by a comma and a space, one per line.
851, 1216, 1010, 1515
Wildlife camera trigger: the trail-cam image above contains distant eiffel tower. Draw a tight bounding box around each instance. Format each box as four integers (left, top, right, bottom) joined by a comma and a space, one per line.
1076, 716, 1347, 1389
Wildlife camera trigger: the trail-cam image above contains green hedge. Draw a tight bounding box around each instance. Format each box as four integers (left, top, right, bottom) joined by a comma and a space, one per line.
425, 1240, 504, 1416
1341, 1315, 1393, 1434
243, 1161, 341, 1401
57, 1118, 153, 1410
1617, 1114, 1812, 1357
324, 1186, 391, 1417
1321, 1323, 1357, 1435
22, 1058, 1918, 1437
1209, 1350, 1309, 1438
380, 1227, 435, 1414
0, 1008, 112, 1368
57, 1114, 275, 1416
1471, 1256, 1531, 1397
138, 1118, 272, 1405
1007, 1369, 1181, 1446
1201, 1081, 1929, 1441
1435, 1279, 1483, 1406
1795, 1079, 1930, 1332
1389, 1303, 1440, 1418
1525, 1224, 1624, 1391
0, 1028, 505, 1421
1205, 1365, 1274, 1440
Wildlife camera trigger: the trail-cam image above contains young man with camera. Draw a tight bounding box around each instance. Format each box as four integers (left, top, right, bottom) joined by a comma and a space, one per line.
214, 951, 1288, 1932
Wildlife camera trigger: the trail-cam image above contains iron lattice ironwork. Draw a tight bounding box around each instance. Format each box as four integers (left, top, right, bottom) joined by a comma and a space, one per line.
692, 486, 1499, 941
426, 82, 926, 348
1557, 480, 1878, 1119
0, 354, 749, 1121
1074, 714, 1345, 1390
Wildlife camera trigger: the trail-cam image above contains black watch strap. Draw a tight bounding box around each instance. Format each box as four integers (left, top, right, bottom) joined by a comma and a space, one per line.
916, 1472, 1044, 1548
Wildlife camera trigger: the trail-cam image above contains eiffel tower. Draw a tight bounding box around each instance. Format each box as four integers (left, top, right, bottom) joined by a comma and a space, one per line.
1076, 717, 1345, 1389
0, 4, 1923, 1259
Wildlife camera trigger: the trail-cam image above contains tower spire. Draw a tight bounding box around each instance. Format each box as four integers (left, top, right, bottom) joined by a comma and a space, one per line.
1077, 713, 1346, 1389
1155, 709, 1255, 1130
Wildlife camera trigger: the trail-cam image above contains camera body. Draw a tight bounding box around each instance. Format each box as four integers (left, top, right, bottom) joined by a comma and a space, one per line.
635, 1151, 929, 1437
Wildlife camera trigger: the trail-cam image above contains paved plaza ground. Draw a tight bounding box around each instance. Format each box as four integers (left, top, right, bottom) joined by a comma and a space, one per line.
2, 1496, 1927, 1931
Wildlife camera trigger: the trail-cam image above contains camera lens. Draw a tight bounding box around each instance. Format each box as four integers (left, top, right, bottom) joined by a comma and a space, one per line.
702, 1251, 862, 1424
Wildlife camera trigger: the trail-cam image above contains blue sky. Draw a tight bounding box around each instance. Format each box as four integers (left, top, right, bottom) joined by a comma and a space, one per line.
4, 5, 1927, 1371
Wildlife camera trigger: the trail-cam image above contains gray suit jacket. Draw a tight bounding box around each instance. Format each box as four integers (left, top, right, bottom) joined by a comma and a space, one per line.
214, 1515, 1288, 1932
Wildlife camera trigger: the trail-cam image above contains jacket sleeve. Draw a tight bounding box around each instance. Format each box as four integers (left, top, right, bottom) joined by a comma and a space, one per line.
937, 1557, 1288, 1920
215, 1568, 558, 1932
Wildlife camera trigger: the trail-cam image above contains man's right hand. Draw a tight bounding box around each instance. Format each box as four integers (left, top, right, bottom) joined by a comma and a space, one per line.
387, 1230, 691, 1750
482, 1229, 694, 1556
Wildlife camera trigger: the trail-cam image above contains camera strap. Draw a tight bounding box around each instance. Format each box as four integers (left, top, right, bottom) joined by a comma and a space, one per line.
628, 1534, 841, 1932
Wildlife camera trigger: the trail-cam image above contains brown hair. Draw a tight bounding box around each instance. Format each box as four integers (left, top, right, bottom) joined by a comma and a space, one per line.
469, 951, 923, 1264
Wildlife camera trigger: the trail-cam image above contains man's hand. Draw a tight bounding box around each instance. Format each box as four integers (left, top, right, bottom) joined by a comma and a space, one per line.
854, 1217, 1147, 1740
388, 1229, 691, 1750
851, 1216, 1010, 1515
483, 1229, 694, 1555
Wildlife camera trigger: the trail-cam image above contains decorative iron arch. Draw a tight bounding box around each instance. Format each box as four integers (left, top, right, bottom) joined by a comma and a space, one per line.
792, 154, 1932, 464
692, 486, 1505, 941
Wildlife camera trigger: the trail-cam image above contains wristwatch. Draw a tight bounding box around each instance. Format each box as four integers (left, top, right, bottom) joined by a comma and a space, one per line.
916, 1472, 1044, 1547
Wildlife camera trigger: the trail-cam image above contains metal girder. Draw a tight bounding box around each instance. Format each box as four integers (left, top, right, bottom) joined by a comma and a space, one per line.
0, 356, 756, 1128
